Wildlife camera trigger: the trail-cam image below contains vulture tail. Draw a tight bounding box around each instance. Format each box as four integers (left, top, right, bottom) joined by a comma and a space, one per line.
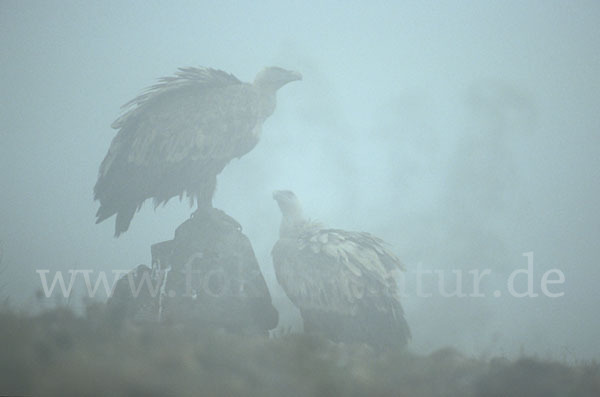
114, 205, 136, 237
95, 204, 115, 225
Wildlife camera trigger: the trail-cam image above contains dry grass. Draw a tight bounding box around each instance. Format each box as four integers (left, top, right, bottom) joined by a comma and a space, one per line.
0, 305, 598, 397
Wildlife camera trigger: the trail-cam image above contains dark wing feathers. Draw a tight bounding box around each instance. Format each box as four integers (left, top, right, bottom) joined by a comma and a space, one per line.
111, 67, 241, 129
94, 67, 259, 236
274, 227, 402, 308
272, 225, 410, 348
298, 228, 404, 274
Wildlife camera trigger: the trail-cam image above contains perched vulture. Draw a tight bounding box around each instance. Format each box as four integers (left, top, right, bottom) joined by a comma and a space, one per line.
94, 66, 301, 236
272, 190, 410, 350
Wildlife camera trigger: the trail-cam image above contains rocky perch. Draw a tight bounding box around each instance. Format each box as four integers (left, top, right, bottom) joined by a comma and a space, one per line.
108, 208, 278, 336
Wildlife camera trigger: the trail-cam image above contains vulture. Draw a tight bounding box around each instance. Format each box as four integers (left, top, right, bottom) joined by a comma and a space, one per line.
272, 190, 410, 350
94, 66, 302, 236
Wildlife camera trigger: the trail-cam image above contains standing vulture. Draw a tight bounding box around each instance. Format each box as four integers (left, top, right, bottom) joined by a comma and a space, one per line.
272, 190, 410, 350
94, 66, 301, 236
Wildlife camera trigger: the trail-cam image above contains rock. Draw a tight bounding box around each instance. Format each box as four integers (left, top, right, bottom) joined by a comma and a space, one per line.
106, 264, 159, 323
151, 208, 278, 335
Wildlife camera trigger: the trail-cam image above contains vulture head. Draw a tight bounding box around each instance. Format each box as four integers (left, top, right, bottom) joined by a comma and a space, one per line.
273, 190, 302, 214
273, 190, 307, 237
254, 67, 302, 92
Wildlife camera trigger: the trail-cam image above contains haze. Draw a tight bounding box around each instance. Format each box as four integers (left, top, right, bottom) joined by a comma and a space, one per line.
1, 0, 599, 361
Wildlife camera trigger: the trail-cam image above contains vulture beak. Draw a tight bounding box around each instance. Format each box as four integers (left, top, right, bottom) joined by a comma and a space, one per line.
288, 71, 303, 82
272, 190, 292, 203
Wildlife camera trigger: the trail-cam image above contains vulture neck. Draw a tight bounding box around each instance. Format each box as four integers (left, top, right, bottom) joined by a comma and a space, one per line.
254, 86, 278, 122
279, 206, 306, 239
253, 76, 283, 95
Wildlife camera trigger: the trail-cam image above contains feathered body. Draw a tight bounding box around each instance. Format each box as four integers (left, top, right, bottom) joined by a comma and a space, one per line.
272, 190, 410, 350
95, 67, 301, 236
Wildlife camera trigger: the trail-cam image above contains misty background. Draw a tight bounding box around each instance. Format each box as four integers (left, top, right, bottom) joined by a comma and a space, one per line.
1, 1, 598, 361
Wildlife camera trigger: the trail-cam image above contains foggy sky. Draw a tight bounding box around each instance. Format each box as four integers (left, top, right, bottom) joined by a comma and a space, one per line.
1, 1, 599, 360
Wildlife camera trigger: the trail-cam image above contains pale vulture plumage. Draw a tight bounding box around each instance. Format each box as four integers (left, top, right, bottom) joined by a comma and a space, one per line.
272, 190, 410, 350
94, 66, 301, 236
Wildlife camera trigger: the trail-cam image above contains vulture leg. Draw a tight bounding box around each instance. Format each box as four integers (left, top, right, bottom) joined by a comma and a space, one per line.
190, 197, 212, 219
191, 196, 242, 231
190, 174, 217, 215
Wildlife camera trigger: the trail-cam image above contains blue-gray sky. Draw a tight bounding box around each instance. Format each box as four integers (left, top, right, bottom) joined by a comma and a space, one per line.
1, 1, 599, 360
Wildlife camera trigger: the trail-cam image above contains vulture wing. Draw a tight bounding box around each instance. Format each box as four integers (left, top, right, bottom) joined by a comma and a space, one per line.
95, 68, 264, 236
272, 226, 410, 350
